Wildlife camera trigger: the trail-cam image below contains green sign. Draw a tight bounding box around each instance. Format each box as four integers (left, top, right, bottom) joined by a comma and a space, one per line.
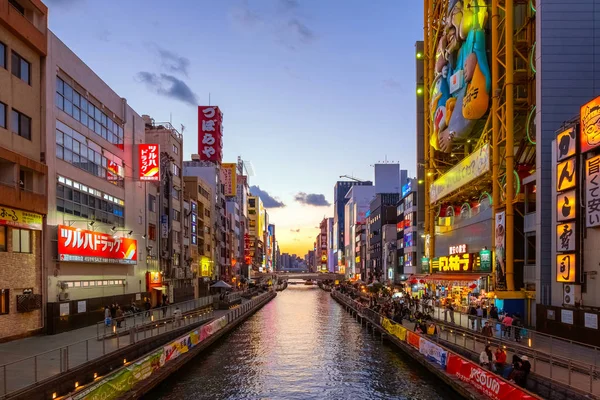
479, 249, 492, 272
421, 257, 430, 274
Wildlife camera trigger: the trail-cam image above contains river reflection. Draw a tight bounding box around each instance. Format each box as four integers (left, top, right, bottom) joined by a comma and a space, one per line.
146, 285, 461, 400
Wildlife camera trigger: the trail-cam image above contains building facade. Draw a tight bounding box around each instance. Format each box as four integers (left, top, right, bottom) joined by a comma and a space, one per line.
343, 185, 376, 279
367, 193, 400, 282
0, 0, 48, 340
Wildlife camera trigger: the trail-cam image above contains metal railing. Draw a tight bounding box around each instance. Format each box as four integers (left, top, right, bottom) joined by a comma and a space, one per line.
0, 296, 217, 398
96, 295, 218, 339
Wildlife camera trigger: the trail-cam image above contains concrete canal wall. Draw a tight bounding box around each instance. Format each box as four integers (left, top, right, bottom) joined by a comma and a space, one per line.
331, 292, 541, 400
58, 291, 276, 400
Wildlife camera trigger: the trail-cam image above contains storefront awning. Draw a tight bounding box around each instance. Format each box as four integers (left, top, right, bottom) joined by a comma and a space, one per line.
426, 274, 487, 284
152, 286, 167, 292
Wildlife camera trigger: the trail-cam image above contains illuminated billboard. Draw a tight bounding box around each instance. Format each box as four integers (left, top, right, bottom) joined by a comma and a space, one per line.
221, 163, 237, 197
198, 106, 223, 163
581, 96, 600, 153
138, 144, 160, 181
58, 225, 137, 264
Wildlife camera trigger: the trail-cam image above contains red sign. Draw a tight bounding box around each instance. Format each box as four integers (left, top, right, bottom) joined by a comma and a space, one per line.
198, 106, 223, 163
446, 354, 533, 400
407, 331, 421, 349
107, 160, 120, 181
58, 225, 138, 265
139, 144, 160, 181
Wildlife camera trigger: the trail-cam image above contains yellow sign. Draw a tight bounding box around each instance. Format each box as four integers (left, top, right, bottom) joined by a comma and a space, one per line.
556, 190, 576, 221
221, 163, 237, 197
430, 144, 490, 204
199, 256, 212, 277
581, 96, 600, 153
556, 253, 576, 283
0, 207, 43, 230
439, 253, 473, 272
355, 256, 360, 263
556, 127, 576, 161
556, 158, 576, 192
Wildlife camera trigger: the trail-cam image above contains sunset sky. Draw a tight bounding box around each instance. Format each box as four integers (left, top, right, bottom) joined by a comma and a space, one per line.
47, 0, 423, 255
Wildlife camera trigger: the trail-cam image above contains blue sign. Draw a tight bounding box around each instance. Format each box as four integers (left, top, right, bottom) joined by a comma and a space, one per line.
402, 181, 412, 198
366, 210, 371, 218
161, 215, 168, 224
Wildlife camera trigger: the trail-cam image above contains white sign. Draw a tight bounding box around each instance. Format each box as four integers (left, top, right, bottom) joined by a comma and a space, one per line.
136, 293, 142, 301
449, 244, 467, 255
60, 303, 70, 316
77, 301, 86, 313
449, 69, 464, 94
586, 155, 600, 227
430, 144, 490, 204
419, 337, 448, 367
585, 313, 598, 329
561, 309, 574, 325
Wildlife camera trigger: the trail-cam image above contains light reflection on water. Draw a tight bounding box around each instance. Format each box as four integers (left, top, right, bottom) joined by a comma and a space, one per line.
146, 286, 461, 400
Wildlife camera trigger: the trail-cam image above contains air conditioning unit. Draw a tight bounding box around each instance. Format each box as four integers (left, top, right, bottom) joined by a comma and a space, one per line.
59, 292, 70, 301
563, 284, 580, 306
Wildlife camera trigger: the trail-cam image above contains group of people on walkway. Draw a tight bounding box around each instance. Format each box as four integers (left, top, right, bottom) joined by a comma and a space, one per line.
104, 303, 124, 328
479, 344, 531, 387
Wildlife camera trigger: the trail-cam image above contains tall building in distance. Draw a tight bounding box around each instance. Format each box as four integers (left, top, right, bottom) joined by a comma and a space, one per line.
0, 0, 48, 340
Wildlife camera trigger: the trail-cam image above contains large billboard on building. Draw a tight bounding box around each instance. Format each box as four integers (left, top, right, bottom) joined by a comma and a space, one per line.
221, 163, 237, 196
58, 225, 137, 264
138, 144, 160, 181
581, 96, 600, 153
198, 106, 223, 163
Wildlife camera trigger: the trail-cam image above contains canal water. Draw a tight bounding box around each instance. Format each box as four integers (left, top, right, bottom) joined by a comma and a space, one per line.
146, 285, 461, 400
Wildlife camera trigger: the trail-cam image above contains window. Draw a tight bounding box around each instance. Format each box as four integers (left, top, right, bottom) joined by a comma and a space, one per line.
11, 51, 30, 85
0, 102, 5, 129
148, 224, 156, 241
0, 42, 5, 69
172, 188, 180, 200
11, 109, 31, 140
12, 228, 31, 253
148, 194, 156, 212
173, 210, 181, 222
0, 289, 8, 315
173, 253, 180, 266
0, 226, 6, 251
172, 163, 180, 176
172, 144, 178, 154
8, 0, 24, 15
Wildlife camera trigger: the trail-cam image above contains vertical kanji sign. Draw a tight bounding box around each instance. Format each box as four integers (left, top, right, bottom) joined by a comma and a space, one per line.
586, 154, 600, 227
58, 225, 137, 264
139, 144, 160, 181
198, 106, 223, 163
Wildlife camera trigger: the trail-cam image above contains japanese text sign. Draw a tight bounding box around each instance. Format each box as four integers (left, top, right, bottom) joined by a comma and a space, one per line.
586, 155, 600, 227
556, 253, 576, 283
439, 253, 474, 272
449, 244, 467, 255
221, 163, 237, 196
556, 127, 576, 162
556, 158, 576, 192
556, 222, 575, 252
0, 207, 42, 230
198, 106, 223, 163
557, 190, 576, 222
139, 144, 160, 181
581, 96, 600, 153
58, 225, 137, 265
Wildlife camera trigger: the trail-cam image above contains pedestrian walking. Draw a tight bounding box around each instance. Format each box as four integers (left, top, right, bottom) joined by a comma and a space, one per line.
116, 306, 124, 328
104, 306, 111, 327
173, 306, 182, 327
481, 321, 494, 338
476, 305, 484, 331
144, 298, 151, 318
162, 300, 168, 318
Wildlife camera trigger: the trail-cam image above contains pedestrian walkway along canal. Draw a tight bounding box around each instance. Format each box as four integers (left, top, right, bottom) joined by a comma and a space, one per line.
146, 285, 462, 400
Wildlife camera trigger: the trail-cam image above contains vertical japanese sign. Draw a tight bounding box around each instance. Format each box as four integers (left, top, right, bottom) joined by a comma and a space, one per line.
139, 144, 160, 181
586, 154, 600, 227
494, 211, 506, 290
581, 96, 600, 153
198, 106, 223, 163
58, 225, 137, 264
221, 163, 237, 197
555, 125, 578, 284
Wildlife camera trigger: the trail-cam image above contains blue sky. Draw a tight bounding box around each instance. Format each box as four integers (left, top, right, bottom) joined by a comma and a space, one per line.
46, 0, 423, 254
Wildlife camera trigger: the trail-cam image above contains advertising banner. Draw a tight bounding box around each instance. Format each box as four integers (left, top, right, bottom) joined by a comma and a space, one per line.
494, 211, 506, 290
430, 144, 490, 204
0, 207, 43, 230
58, 225, 137, 265
407, 331, 421, 349
198, 106, 223, 163
138, 144, 160, 181
581, 96, 600, 153
163, 334, 192, 363
418, 337, 447, 367
382, 318, 408, 341
221, 163, 237, 196
446, 354, 533, 400
585, 154, 600, 227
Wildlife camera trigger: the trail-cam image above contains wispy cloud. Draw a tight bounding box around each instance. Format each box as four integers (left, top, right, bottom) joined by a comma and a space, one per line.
230, 0, 262, 28
383, 78, 402, 91
136, 72, 198, 106
153, 46, 191, 77
290, 228, 301, 233
250, 185, 286, 208
287, 18, 315, 44
279, 0, 299, 11
294, 192, 331, 207
97, 29, 111, 43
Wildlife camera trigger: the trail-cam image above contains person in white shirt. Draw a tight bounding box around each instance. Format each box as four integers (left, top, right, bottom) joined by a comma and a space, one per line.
480, 345, 496, 371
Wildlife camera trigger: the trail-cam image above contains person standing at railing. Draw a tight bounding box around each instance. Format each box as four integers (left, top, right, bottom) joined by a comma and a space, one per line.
494, 346, 507, 376
501, 313, 513, 338
163, 300, 169, 318
144, 298, 151, 318
115, 306, 124, 328
480, 345, 496, 371
481, 321, 494, 338
173, 307, 182, 327
104, 306, 111, 327
469, 305, 477, 330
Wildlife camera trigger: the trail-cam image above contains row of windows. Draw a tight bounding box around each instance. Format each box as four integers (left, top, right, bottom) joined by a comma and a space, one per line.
0, 226, 32, 253
0, 102, 32, 140
0, 41, 31, 85
63, 279, 126, 289
56, 77, 124, 147
198, 185, 210, 200
58, 175, 124, 205
56, 121, 124, 186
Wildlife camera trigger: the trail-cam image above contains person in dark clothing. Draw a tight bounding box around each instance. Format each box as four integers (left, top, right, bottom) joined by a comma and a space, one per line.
144, 298, 151, 317
490, 305, 499, 320
513, 356, 531, 387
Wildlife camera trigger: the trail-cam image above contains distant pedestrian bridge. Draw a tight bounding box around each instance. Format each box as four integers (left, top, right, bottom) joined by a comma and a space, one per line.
254, 272, 345, 281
